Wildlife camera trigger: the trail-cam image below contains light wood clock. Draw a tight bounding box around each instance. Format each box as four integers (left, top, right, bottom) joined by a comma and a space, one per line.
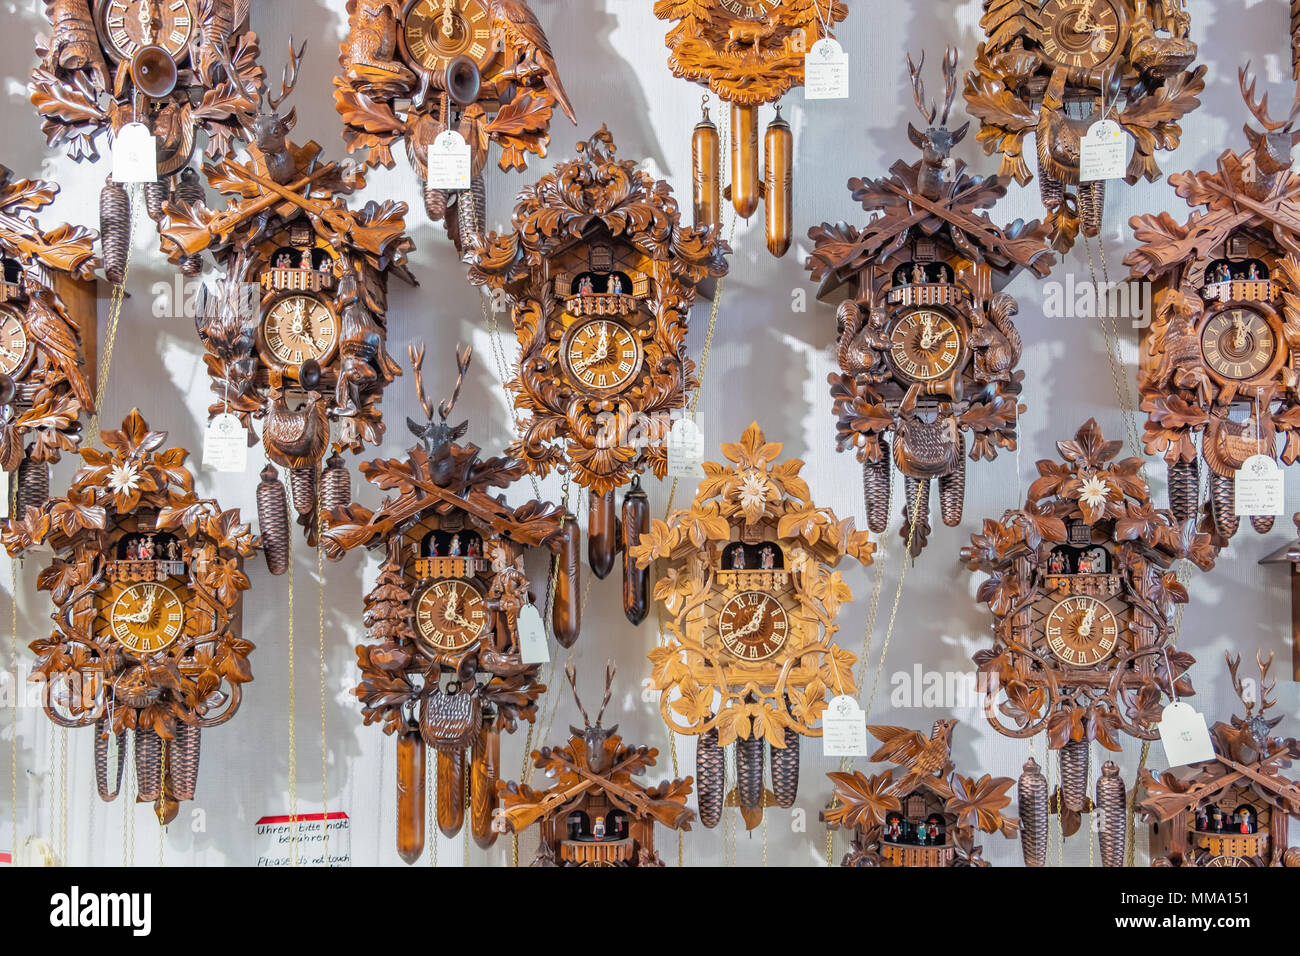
30, 0, 265, 281
0, 166, 99, 519
964, 0, 1204, 251
822, 722, 1019, 867
808, 46, 1055, 556
465, 125, 729, 623
629, 421, 875, 829
322, 344, 580, 862
495, 662, 695, 866
961, 418, 1217, 867
1127, 66, 1300, 544
1, 409, 257, 824
158, 42, 416, 569
335, 0, 576, 251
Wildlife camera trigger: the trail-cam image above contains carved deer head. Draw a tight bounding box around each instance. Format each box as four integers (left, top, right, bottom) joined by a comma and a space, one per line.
567, 660, 617, 773
1239, 64, 1300, 191
906, 47, 969, 198
407, 342, 473, 485
248, 39, 305, 174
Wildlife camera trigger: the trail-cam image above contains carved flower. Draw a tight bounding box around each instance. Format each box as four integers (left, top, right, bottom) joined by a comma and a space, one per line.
106, 462, 154, 513
1079, 476, 1111, 511
736, 469, 775, 523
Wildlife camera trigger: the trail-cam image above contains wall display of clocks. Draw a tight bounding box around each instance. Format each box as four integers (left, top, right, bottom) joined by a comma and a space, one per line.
465, 125, 728, 622
964, 0, 1204, 251
323, 343, 580, 863
629, 422, 875, 830
335, 0, 575, 250
961, 418, 1217, 866
158, 42, 416, 567
30, 0, 266, 281
1127, 66, 1300, 544
807, 48, 1054, 555
1, 409, 256, 823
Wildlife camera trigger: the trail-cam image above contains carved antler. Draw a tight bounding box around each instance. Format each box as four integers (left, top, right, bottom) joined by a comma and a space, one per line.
907, 50, 936, 126
595, 660, 616, 726
565, 661, 590, 728
266, 37, 306, 112
438, 344, 472, 422
1226, 651, 1248, 711
1238, 62, 1300, 132
1256, 649, 1277, 714
408, 343, 434, 421
939, 45, 959, 126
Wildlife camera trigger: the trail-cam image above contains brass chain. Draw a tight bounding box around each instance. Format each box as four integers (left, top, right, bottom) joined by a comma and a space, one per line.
10, 480, 18, 860
1083, 235, 1142, 459
121, 731, 130, 866
316, 467, 329, 864
58, 726, 67, 861
87, 184, 141, 441
427, 750, 437, 867
282, 470, 298, 866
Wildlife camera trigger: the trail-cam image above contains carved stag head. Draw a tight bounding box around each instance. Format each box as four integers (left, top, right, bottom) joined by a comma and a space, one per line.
246, 39, 305, 162
906, 47, 970, 168
567, 660, 617, 773
407, 342, 473, 485
1239, 64, 1300, 187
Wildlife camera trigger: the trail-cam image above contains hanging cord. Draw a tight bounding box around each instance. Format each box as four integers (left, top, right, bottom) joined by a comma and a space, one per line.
9, 480, 18, 861
427, 748, 437, 867
87, 183, 141, 440
315, 468, 329, 865
280, 467, 298, 866
58, 727, 67, 862
1083, 234, 1143, 460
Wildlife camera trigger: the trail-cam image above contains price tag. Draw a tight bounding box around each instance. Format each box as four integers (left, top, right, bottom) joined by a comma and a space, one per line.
111, 122, 157, 183
1234, 454, 1285, 516
821, 695, 868, 757
518, 604, 549, 665
666, 418, 705, 480
426, 130, 471, 190
804, 38, 849, 100
1079, 119, 1125, 182
202, 413, 248, 473
1157, 701, 1215, 767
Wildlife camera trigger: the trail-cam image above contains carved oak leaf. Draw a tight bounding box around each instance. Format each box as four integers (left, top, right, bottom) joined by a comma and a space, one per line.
721, 421, 781, 470
947, 773, 1017, 834
35, 558, 79, 606
486, 91, 556, 172
49, 488, 106, 539
1117, 67, 1207, 184
3, 506, 52, 555
824, 770, 901, 830
358, 456, 417, 491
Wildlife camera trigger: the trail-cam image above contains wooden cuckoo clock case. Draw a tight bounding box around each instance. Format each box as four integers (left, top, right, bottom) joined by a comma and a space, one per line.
655, 0, 847, 255
808, 47, 1055, 556
30, 0, 267, 281
0, 167, 99, 521
964, 0, 1204, 251
159, 42, 416, 567
1127, 66, 1300, 544
322, 344, 580, 863
629, 422, 875, 830
2, 410, 256, 824
465, 125, 729, 622
495, 662, 695, 866
335, 0, 576, 250
961, 418, 1216, 867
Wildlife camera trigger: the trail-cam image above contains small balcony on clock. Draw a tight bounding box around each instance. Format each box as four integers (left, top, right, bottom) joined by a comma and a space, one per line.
885, 261, 964, 309
260, 246, 337, 294
554, 268, 648, 317
1043, 543, 1122, 596
1203, 257, 1275, 304
107, 531, 186, 583
715, 541, 788, 592
413, 529, 487, 581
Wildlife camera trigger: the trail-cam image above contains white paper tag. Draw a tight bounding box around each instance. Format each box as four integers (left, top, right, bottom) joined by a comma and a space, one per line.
666, 418, 705, 480
1234, 454, 1285, 516
518, 604, 549, 665
1079, 119, 1125, 182
804, 38, 849, 100
202, 413, 248, 473
1157, 701, 1215, 767
427, 130, 471, 190
821, 694, 869, 757
111, 122, 158, 183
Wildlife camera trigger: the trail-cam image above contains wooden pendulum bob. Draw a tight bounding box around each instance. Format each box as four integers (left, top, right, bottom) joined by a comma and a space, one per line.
722, 103, 793, 257
100, 175, 130, 284
588, 487, 618, 580
692, 101, 720, 229
729, 103, 760, 221
621, 480, 650, 626
395, 729, 425, 864
437, 745, 466, 839
763, 107, 793, 258
1059, 737, 1090, 813
553, 512, 582, 647
469, 726, 500, 849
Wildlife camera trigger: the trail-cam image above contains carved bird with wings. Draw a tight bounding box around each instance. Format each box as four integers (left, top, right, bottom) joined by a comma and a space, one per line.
487, 0, 576, 125
869, 720, 957, 788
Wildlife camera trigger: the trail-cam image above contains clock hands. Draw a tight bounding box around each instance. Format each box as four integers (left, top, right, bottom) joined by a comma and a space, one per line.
441, 0, 456, 38
1076, 602, 1096, 639
731, 608, 765, 639
1231, 312, 1249, 351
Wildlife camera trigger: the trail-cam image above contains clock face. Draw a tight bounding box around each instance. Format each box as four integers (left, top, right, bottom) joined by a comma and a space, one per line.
563, 319, 642, 393
0, 305, 31, 378
717, 591, 789, 662
106, 582, 185, 655
402, 0, 494, 73
98, 0, 196, 62
1040, 0, 1122, 70
888, 309, 963, 382
1200, 307, 1278, 382
260, 295, 339, 369
717, 0, 780, 20
1043, 594, 1119, 667
414, 579, 487, 653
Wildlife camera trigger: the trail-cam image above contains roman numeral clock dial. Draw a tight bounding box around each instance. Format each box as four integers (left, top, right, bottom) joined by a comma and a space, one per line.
401, 0, 495, 74
105, 582, 185, 656
1200, 306, 1278, 382
1040, 0, 1122, 70
717, 591, 790, 661
562, 318, 642, 394
259, 294, 339, 370
0, 305, 31, 378
888, 309, 963, 383
413, 579, 487, 653
1043, 594, 1119, 666
98, 0, 195, 62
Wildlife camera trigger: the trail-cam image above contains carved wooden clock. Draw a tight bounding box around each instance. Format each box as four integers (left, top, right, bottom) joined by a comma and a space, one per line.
495, 662, 695, 866
629, 422, 874, 829
1138, 652, 1300, 868
323, 344, 580, 862
808, 47, 1055, 556
465, 125, 729, 621
964, 0, 1204, 251
158, 43, 416, 568
0, 167, 99, 519
961, 418, 1216, 866
2, 409, 256, 824
335, 0, 575, 250
1127, 67, 1300, 543
30, 0, 266, 280
822, 721, 1019, 867
654, 0, 847, 254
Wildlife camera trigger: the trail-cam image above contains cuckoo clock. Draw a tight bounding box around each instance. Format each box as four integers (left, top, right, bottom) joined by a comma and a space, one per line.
808, 48, 1055, 555
0, 167, 99, 519
1139, 653, 1300, 868
30, 0, 266, 281
495, 661, 695, 866
335, 0, 575, 250
465, 125, 729, 621
1127, 67, 1300, 544
654, 0, 847, 254
961, 418, 1216, 866
629, 422, 874, 829
158, 42, 416, 568
964, 0, 1204, 251
322, 344, 580, 862
2, 409, 256, 824
822, 721, 1019, 867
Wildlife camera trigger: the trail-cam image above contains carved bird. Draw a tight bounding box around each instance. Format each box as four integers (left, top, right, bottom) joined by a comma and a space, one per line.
869, 720, 956, 781
345, 0, 414, 84
487, 0, 577, 124
969, 292, 1022, 381
263, 387, 330, 469
24, 283, 92, 408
